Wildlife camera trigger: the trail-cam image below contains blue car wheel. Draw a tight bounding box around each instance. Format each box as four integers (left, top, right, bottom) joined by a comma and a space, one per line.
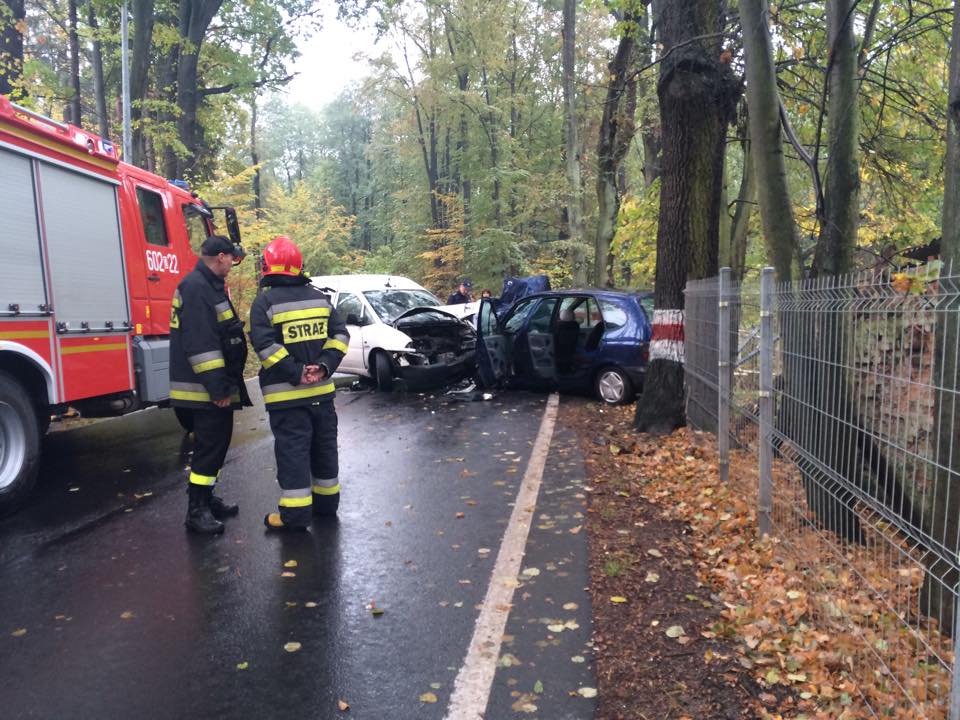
595, 366, 632, 405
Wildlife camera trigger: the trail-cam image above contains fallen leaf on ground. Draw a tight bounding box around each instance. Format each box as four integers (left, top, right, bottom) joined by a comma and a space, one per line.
283, 642, 302, 652
419, 692, 438, 703
338, 699, 350, 711
665, 625, 686, 638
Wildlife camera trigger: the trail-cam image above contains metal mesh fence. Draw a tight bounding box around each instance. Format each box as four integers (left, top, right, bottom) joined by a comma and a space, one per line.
685, 276, 720, 433
684, 265, 960, 719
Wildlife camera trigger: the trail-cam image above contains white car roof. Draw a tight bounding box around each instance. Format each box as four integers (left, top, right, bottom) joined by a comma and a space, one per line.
310, 274, 429, 294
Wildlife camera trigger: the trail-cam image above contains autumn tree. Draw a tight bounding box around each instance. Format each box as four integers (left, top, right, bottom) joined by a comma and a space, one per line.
594, 1, 642, 288
739, 0, 797, 281
926, 0, 960, 635
562, 0, 586, 285
634, 0, 739, 433
0, 0, 24, 97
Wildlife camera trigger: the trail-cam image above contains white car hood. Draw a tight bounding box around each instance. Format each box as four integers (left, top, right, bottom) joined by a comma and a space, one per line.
434, 301, 479, 320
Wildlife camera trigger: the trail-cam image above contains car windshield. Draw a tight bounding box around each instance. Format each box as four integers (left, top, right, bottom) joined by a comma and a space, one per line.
363, 289, 440, 323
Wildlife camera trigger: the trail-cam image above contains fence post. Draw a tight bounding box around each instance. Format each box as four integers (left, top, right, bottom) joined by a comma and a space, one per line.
718, 268, 731, 483
758, 267, 774, 537
952, 587, 960, 720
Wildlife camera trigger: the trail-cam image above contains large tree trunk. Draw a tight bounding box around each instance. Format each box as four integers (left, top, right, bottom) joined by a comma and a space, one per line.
740, 0, 797, 281
924, 0, 960, 637
811, 0, 859, 277
563, 0, 587, 286
251, 96, 262, 219
131, 0, 156, 167
726, 127, 754, 282
88, 3, 109, 139
67, 0, 82, 125
445, 14, 470, 226
166, 0, 223, 178
634, 0, 740, 434
0, 0, 24, 98
789, 0, 866, 555
594, 11, 639, 288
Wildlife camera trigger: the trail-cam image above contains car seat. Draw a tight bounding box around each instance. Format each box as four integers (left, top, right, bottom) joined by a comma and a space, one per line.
555, 308, 580, 372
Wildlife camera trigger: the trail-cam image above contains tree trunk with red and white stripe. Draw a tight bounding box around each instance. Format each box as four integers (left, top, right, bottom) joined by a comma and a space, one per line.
633, 0, 740, 434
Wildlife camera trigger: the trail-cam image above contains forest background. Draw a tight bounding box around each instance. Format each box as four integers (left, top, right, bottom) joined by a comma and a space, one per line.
0, 0, 950, 301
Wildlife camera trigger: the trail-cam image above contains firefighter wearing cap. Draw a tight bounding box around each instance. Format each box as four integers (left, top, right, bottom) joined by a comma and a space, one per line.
249, 236, 350, 532
170, 235, 252, 535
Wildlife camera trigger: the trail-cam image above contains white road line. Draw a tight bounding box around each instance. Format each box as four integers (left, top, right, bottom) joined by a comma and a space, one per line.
445, 392, 560, 720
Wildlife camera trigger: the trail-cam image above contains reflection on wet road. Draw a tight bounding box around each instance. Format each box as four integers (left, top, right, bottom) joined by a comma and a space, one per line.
0, 385, 565, 719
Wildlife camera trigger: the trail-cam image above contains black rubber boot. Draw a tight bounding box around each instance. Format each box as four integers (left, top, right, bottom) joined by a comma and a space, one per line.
185, 485, 225, 535
312, 492, 340, 518
209, 493, 239, 520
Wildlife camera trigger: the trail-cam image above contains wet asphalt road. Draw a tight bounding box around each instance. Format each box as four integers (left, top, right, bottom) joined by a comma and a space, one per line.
0, 382, 597, 720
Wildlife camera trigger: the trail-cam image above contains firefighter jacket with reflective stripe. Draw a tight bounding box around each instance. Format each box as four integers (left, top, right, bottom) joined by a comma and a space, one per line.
249, 275, 350, 410
169, 260, 251, 410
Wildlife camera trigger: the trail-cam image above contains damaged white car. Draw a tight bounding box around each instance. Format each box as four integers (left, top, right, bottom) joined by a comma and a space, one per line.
310, 274, 478, 391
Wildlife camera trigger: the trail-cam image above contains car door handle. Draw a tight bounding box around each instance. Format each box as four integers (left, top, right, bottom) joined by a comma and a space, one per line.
147, 274, 161, 282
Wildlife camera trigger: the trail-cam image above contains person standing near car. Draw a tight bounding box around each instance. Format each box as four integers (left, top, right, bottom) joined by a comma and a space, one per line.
170, 235, 251, 535
249, 236, 350, 532
447, 279, 474, 304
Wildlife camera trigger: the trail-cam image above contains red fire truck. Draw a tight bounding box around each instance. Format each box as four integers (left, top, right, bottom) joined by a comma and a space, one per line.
0, 97, 244, 516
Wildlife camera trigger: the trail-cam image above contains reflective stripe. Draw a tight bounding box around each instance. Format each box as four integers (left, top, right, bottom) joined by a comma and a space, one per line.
279, 488, 313, 508
261, 346, 289, 369
323, 338, 348, 353
193, 358, 226, 373
170, 382, 240, 404
257, 343, 285, 360
312, 478, 340, 496
257, 343, 289, 369
189, 351, 225, 373
268, 299, 330, 318
189, 472, 217, 486
272, 307, 331, 325
171, 381, 208, 393
171, 389, 211, 402
215, 300, 235, 322
60, 342, 127, 355
262, 380, 336, 404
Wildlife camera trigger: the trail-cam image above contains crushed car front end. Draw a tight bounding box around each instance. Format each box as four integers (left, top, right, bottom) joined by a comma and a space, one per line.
390, 308, 477, 390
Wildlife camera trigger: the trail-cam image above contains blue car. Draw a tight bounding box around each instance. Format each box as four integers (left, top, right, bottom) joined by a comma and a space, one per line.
476, 289, 652, 404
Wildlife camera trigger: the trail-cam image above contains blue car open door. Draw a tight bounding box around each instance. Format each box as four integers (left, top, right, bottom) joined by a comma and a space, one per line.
476, 297, 509, 386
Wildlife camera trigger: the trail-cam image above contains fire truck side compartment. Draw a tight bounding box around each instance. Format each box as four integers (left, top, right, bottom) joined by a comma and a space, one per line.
0, 147, 47, 315
132, 337, 170, 403
38, 162, 129, 333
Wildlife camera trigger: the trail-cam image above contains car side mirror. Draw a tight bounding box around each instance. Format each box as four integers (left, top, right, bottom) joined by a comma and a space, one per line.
346, 313, 361, 326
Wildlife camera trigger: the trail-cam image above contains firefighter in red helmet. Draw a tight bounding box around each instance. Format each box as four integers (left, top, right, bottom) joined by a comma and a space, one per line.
249, 236, 350, 531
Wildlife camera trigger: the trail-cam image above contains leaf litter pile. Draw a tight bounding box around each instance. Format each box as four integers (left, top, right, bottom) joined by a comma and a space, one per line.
565, 399, 956, 719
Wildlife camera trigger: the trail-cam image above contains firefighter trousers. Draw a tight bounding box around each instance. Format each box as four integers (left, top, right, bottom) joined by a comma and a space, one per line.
188, 408, 235, 488
268, 400, 339, 526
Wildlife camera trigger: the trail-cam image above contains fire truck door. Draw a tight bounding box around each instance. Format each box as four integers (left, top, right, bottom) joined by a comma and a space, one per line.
133, 183, 183, 334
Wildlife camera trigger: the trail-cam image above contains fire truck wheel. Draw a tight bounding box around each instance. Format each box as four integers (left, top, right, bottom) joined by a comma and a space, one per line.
0, 371, 41, 517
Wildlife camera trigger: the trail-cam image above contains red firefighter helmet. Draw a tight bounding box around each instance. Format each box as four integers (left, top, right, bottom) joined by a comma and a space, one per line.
262, 235, 303, 277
